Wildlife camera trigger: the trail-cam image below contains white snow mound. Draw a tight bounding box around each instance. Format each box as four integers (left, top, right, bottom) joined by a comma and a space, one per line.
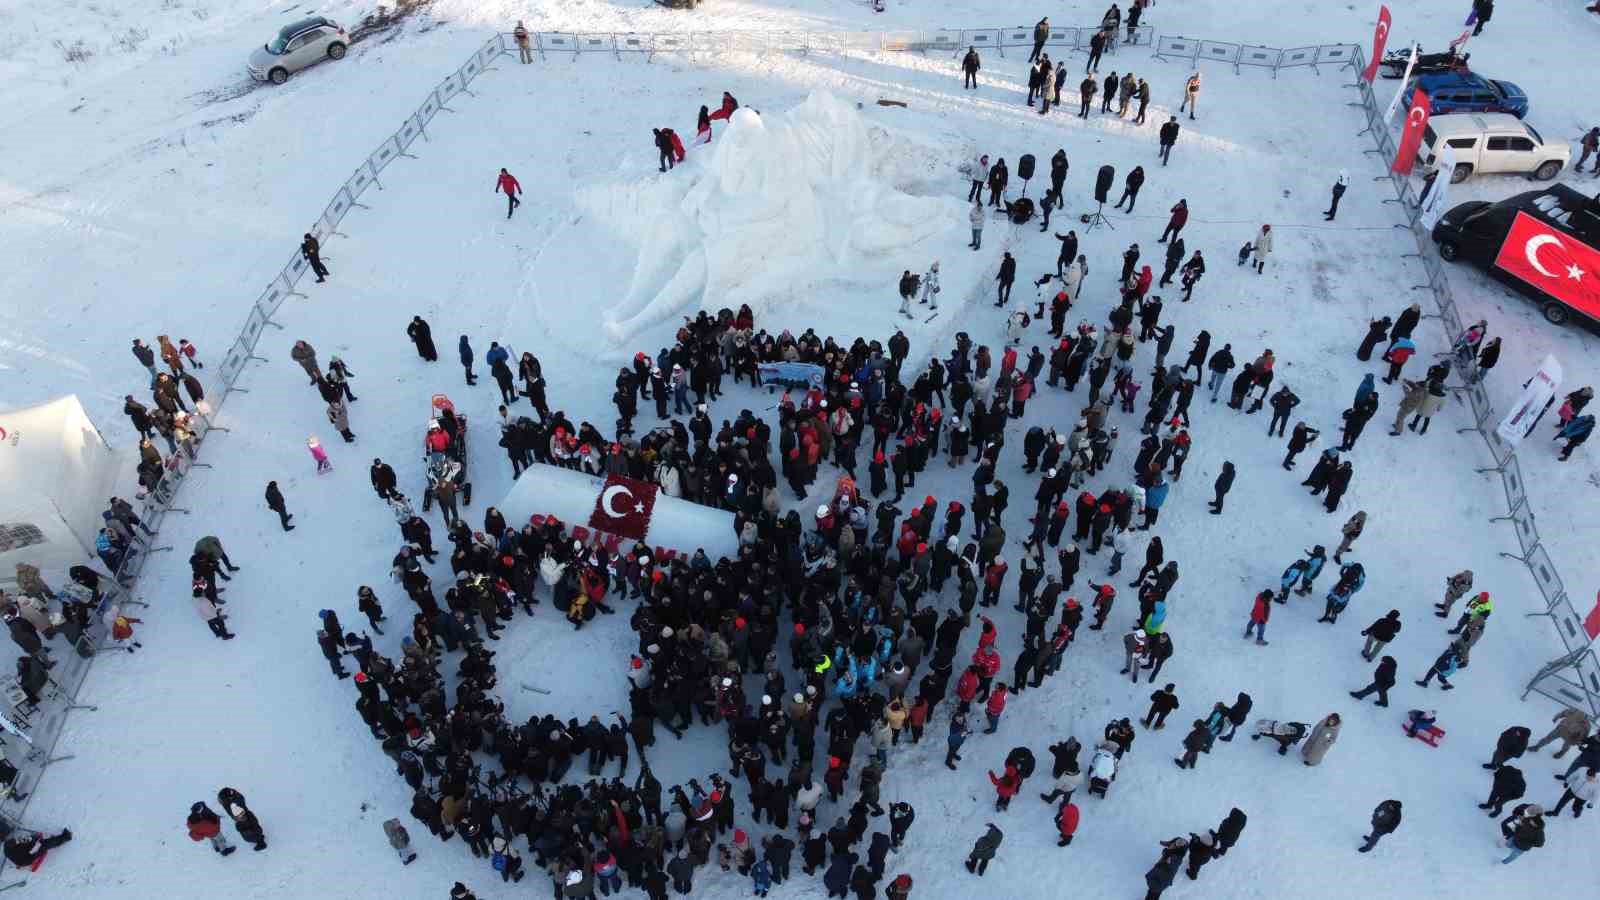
573, 91, 957, 344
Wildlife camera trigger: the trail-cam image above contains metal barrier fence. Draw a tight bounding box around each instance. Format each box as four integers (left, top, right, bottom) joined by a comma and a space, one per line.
1344, 46, 1599, 717
1153, 34, 1357, 77
0, 31, 510, 890
520, 24, 1156, 60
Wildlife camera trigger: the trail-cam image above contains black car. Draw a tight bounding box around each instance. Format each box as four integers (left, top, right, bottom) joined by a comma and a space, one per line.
1431, 185, 1600, 326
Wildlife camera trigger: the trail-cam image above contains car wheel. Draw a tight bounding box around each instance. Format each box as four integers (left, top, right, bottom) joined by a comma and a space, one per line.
328, 42, 346, 60
1543, 302, 1569, 326
1534, 160, 1562, 181
269, 67, 288, 85
1451, 164, 1472, 184
1437, 241, 1460, 262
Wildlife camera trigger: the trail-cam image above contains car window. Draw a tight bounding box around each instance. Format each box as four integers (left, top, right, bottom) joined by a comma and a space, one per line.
285, 34, 307, 52
1446, 138, 1476, 149
1486, 137, 1510, 151
1507, 137, 1535, 152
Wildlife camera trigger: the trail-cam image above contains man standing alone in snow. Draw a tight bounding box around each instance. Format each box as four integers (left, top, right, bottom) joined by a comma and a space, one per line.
495, 168, 521, 218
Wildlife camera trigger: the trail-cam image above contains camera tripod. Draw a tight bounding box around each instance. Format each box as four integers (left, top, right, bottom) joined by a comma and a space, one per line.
1085, 201, 1115, 232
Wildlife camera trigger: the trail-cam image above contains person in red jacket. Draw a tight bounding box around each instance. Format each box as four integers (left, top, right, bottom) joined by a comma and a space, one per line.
956, 665, 980, 713
1159, 200, 1188, 243
495, 168, 521, 219
188, 802, 235, 856
981, 558, 1009, 607
1245, 589, 1271, 646
988, 763, 1021, 810
908, 696, 930, 743
973, 645, 1002, 700
977, 615, 999, 649
983, 683, 1009, 734
708, 91, 739, 121
1055, 798, 1081, 846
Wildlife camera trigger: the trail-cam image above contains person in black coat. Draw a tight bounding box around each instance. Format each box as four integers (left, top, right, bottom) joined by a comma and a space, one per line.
823, 849, 857, 897
995, 253, 1017, 306
1208, 462, 1234, 515
1485, 726, 1532, 770
1143, 684, 1180, 729
1356, 317, 1391, 361
1481, 764, 1526, 816
1214, 808, 1247, 856
1217, 692, 1252, 741
264, 481, 294, 531
1115, 166, 1146, 212
406, 316, 437, 361
1349, 655, 1398, 707
370, 458, 398, 499
1358, 799, 1402, 852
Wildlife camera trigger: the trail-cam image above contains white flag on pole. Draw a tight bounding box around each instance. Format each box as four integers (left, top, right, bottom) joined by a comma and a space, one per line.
1418, 142, 1456, 230
1496, 355, 1562, 448
1383, 43, 1418, 124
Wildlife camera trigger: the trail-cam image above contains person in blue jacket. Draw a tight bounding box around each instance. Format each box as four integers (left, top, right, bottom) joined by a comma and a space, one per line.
1416, 644, 1461, 690
1139, 474, 1170, 530
1317, 562, 1364, 623
1557, 414, 1593, 461
1294, 545, 1327, 597
1354, 372, 1375, 407
751, 857, 773, 897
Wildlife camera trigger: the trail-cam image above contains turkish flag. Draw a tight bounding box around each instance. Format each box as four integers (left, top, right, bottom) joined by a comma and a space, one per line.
1492, 212, 1600, 321
1362, 5, 1392, 83
1392, 89, 1429, 174
589, 473, 659, 542
1585, 591, 1600, 641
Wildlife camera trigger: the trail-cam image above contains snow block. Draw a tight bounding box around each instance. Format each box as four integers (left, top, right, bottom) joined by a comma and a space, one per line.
500, 463, 739, 559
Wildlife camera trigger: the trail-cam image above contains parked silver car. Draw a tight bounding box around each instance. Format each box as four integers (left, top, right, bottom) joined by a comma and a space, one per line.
247, 17, 348, 85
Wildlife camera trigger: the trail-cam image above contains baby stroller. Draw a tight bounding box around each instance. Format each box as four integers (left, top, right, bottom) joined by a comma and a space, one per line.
1250, 719, 1308, 756
1086, 741, 1119, 797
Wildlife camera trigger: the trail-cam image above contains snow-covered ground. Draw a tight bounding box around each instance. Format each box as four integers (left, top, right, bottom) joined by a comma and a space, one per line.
4, 0, 1598, 897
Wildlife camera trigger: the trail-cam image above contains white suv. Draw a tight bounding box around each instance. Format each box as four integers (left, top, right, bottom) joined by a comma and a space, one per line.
247, 17, 348, 85
1420, 113, 1569, 183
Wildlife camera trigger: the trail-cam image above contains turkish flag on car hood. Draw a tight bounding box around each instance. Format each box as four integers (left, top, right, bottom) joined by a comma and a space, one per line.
1492, 212, 1600, 321
589, 474, 659, 541
1393, 88, 1430, 175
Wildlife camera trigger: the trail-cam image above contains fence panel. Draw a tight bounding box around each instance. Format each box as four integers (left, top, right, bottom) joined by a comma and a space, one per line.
478, 36, 503, 67
539, 32, 577, 54
1196, 40, 1241, 66
1525, 543, 1566, 609
1479, 422, 1516, 468
723, 31, 769, 53
1238, 44, 1281, 71
879, 30, 919, 51
396, 115, 423, 152
616, 33, 651, 54
1126, 25, 1155, 46
1316, 43, 1356, 66
999, 28, 1034, 50
415, 89, 441, 128
575, 33, 615, 55
368, 135, 402, 175
1574, 652, 1600, 701
961, 28, 1001, 54
1499, 489, 1539, 558
1042, 29, 1074, 51
458, 53, 483, 87
776, 31, 815, 52
436, 71, 462, 104
1153, 35, 1199, 63
344, 162, 377, 203
653, 33, 690, 54
688, 32, 727, 54
923, 29, 963, 54
1277, 45, 1317, 69
817, 31, 865, 51
1463, 378, 1493, 425
254, 272, 293, 321
218, 332, 257, 388
319, 185, 356, 234
282, 247, 312, 287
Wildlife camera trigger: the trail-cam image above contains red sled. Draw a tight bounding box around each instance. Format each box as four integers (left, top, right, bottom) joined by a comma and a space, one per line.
1403, 723, 1446, 747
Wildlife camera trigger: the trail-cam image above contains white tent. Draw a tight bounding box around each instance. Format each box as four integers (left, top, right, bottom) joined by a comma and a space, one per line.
0, 395, 128, 588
